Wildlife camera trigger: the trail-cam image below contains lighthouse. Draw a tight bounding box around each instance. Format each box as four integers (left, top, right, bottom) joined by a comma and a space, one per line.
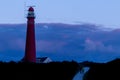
24, 7, 36, 63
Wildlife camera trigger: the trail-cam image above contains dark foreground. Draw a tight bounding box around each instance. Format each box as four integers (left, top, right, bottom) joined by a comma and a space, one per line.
82, 58, 120, 80
0, 59, 120, 80
0, 61, 79, 80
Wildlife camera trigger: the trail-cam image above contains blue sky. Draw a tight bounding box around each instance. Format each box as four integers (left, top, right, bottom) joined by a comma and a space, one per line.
0, 0, 120, 28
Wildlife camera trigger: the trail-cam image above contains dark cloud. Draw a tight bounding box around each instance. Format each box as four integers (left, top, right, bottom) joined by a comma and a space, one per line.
0, 23, 120, 62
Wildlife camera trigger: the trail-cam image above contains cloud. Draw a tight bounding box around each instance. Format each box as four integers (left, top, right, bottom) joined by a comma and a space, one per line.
9, 38, 25, 50
36, 40, 66, 53
0, 23, 120, 62
84, 38, 114, 52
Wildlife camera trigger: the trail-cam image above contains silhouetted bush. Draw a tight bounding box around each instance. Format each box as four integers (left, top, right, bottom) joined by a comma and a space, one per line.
83, 58, 120, 80
0, 61, 79, 80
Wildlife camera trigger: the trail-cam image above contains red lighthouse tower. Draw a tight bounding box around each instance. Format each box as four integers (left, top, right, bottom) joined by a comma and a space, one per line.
24, 7, 36, 63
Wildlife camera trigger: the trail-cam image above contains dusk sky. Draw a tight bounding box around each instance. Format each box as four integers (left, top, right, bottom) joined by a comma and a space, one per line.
0, 0, 120, 28
0, 1, 120, 62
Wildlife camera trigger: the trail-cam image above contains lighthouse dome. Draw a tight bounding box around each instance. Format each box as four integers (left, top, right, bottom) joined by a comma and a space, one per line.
29, 7, 34, 11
